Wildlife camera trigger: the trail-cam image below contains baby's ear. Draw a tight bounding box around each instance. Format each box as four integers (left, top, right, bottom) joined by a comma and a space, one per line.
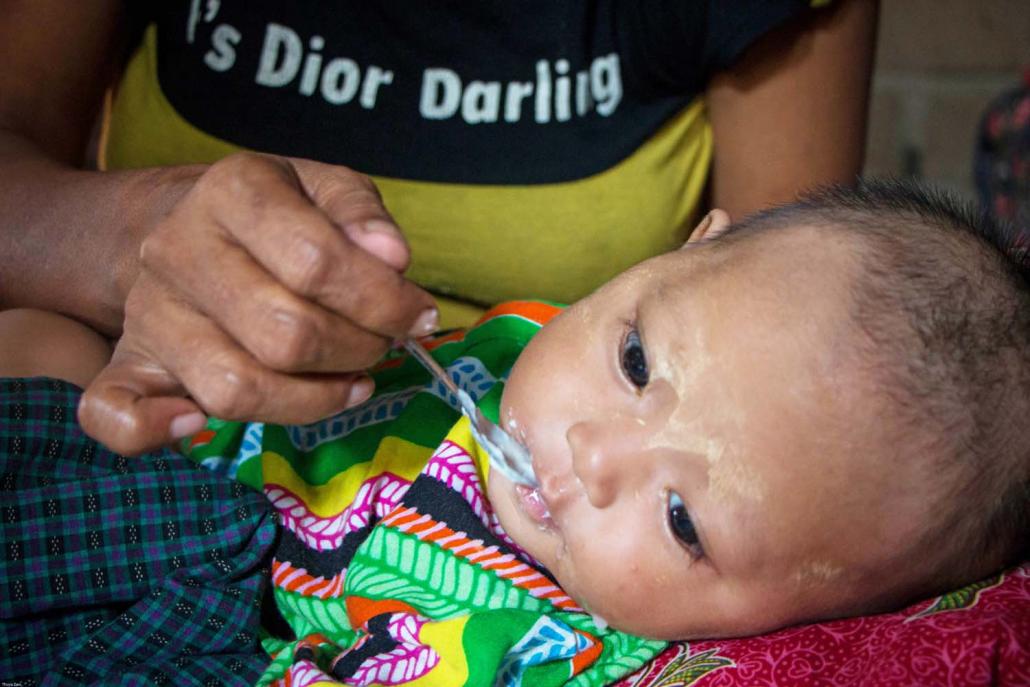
684, 209, 732, 247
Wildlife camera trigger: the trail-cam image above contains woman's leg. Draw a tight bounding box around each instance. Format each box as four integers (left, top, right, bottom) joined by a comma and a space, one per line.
0, 308, 112, 388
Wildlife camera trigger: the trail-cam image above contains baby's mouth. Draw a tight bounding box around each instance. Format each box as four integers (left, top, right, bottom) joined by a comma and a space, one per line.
515, 483, 556, 529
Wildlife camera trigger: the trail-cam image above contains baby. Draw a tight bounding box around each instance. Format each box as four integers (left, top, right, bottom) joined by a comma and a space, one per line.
491, 180, 1030, 642
2, 180, 1027, 686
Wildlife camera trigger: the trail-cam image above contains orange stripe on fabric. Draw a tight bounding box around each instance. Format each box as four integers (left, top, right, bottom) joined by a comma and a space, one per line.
384, 508, 422, 527
474, 301, 562, 328
272, 559, 344, 597
421, 525, 458, 544
404, 517, 437, 535
346, 596, 420, 629
296, 633, 332, 648
570, 632, 603, 676
374, 357, 405, 372
383, 504, 581, 610
187, 429, 217, 449
425, 330, 468, 350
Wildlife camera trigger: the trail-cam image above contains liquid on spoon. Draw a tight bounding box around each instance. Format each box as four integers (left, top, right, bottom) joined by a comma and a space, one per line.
404, 339, 538, 487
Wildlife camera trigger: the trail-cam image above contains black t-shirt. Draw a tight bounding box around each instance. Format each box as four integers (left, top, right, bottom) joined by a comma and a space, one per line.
149, 1, 812, 184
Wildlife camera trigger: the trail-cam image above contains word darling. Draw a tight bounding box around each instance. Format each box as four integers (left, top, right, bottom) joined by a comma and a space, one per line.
204, 22, 624, 124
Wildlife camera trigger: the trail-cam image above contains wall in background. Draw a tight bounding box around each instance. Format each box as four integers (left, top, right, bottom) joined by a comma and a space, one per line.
863, 0, 1029, 202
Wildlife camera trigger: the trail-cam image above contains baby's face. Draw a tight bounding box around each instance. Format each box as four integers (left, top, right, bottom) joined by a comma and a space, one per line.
488, 228, 938, 639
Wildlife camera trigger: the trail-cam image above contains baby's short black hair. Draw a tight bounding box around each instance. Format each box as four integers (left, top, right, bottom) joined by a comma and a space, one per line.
722, 178, 1030, 589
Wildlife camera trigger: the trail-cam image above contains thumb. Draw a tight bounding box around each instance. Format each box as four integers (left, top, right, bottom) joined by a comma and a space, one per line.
78, 351, 207, 456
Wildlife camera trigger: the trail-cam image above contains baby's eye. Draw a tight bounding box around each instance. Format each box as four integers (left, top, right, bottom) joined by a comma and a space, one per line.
620, 327, 649, 389
668, 491, 703, 558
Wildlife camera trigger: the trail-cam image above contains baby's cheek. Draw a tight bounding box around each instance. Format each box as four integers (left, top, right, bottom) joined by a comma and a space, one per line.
559, 527, 661, 622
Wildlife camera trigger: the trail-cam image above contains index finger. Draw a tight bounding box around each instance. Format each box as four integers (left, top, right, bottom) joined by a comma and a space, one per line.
293, 157, 413, 272
200, 155, 438, 339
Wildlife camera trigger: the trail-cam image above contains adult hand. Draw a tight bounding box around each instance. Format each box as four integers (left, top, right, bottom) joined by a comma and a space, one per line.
78, 153, 438, 455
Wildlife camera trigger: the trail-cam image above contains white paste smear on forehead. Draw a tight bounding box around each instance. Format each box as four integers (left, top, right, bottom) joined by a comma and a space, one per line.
646, 319, 767, 503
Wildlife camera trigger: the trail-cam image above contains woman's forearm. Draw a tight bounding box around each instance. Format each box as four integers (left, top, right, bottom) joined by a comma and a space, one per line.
0, 131, 203, 334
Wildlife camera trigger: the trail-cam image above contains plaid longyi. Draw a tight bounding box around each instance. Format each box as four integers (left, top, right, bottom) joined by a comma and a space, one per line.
0, 378, 277, 686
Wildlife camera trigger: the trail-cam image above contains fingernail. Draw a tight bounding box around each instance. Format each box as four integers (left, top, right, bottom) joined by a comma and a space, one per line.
698, 212, 713, 235
346, 378, 375, 407
410, 307, 439, 337
360, 219, 398, 235
169, 412, 207, 440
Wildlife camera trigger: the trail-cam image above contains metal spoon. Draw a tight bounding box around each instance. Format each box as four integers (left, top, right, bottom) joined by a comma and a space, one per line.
403, 339, 538, 487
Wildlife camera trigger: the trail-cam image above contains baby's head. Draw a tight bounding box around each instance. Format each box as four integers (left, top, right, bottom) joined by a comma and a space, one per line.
487, 180, 1030, 640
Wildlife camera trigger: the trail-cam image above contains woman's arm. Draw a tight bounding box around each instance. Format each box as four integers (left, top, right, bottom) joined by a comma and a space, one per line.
706, 0, 879, 221
0, 1, 438, 453
0, 0, 176, 331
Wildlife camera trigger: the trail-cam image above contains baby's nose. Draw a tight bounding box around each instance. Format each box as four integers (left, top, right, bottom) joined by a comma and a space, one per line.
566, 421, 626, 509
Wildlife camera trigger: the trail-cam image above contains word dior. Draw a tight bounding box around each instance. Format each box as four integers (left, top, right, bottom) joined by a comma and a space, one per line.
204, 22, 624, 123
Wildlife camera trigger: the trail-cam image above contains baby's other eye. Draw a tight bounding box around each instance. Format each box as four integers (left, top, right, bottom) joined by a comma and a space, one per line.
620, 328, 649, 389
668, 491, 703, 558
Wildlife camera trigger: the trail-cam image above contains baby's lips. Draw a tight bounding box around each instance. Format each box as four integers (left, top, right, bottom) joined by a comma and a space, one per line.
515, 483, 555, 528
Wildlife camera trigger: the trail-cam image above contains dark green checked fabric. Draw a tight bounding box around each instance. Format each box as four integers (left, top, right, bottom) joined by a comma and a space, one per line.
0, 378, 277, 686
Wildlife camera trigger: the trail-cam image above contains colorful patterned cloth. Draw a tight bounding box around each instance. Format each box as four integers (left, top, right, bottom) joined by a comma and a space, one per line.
184, 302, 666, 686
0, 377, 277, 686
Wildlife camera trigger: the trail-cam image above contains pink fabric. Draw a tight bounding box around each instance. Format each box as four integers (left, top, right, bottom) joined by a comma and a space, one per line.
615, 565, 1030, 686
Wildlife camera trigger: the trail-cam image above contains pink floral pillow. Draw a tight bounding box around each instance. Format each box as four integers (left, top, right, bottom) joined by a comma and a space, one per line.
615, 565, 1030, 686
